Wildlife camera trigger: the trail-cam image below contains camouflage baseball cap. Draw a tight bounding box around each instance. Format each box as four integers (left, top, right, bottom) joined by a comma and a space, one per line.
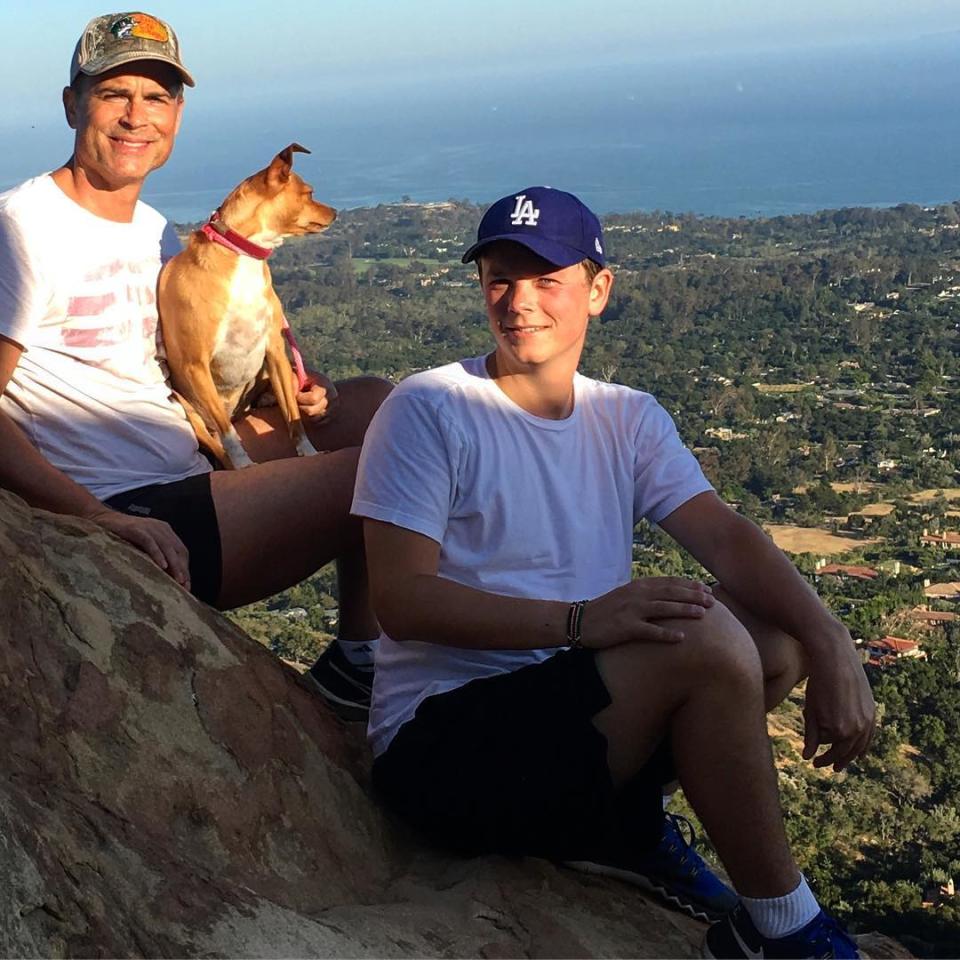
69, 12, 195, 87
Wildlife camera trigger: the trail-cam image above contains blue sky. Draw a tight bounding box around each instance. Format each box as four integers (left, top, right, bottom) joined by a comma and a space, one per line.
6, 0, 960, 123
4, 2, 960, 216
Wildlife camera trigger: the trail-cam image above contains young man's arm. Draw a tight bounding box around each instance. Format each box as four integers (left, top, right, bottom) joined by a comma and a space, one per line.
0, 336, 191, 587
364, 517, 715, 651
658, 490, 876, 771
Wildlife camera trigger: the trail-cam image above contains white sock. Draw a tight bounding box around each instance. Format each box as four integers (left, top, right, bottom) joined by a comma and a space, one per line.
337, 637, 378, 668
741, 875, 820, 939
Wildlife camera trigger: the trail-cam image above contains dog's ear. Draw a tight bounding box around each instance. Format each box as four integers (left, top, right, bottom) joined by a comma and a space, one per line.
266, 143, 311, 189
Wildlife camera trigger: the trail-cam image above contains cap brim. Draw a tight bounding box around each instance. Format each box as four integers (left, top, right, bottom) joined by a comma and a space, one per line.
78, 52, 195, 87
461, 233, 589, 267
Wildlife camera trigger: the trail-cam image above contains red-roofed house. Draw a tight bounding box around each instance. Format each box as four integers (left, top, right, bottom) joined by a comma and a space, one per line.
865, 636, 925, 665
909, 606, 960, 627
921, 531, 960, 550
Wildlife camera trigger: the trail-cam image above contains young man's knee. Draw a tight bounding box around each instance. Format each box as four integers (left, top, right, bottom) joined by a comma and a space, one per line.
679, 602, 765, 688
711, 585, 807, 689
600, 603, 764, 702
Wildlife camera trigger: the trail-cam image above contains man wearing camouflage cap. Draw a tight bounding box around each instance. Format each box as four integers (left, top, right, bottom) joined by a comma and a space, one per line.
0, 12, 389, 716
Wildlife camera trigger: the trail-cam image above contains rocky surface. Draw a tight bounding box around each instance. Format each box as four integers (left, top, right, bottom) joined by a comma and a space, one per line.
0, 489, 910, 958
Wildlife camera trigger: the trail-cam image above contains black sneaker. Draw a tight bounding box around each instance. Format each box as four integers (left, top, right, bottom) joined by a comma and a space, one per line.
306, 641, 373, 721
703, 903, 860, 958
565, 813, 738, 922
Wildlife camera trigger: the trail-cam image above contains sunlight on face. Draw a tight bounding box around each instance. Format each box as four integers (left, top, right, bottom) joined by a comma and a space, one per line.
65, 61, 184, 191
479, 241, 612, 372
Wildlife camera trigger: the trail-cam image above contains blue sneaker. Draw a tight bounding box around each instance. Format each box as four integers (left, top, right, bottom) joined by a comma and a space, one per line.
703, 903, 859, 958
565, 813, 738, 922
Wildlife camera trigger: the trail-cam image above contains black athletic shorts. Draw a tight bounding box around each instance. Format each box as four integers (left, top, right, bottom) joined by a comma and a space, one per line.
105, 472, 222, 605
372, 648, 671, 863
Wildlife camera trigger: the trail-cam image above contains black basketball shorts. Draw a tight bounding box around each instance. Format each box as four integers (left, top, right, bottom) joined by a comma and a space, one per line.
372, 647, 672, 863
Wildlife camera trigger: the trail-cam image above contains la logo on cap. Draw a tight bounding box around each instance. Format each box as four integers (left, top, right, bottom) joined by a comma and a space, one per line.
509, 194, 540, 226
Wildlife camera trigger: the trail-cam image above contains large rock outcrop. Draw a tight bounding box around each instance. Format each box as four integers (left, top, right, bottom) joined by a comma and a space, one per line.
0, 490, 907, 958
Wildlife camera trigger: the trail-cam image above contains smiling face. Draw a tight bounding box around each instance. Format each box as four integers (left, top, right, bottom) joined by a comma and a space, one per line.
63, 61, 184, 193
479, 241, 613, 374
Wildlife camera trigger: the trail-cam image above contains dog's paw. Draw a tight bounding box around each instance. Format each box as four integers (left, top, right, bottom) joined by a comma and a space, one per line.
223, 432, 256, 469
295, 439, 320, 458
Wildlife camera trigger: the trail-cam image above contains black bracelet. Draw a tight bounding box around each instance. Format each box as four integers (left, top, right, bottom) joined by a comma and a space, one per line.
566, 599, 589, 649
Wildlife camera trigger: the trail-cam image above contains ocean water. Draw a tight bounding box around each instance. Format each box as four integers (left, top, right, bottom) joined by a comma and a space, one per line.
4, 38, 959, 222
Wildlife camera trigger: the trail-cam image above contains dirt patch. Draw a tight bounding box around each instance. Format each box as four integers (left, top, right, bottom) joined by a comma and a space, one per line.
830, 481, 878, 494
856, 502, 895, 517
910, 487, 960, 502
763, 524, 881, 555
754, 382, 814, 394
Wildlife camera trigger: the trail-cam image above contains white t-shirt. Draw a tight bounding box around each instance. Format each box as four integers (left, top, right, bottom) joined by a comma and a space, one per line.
352, 356, 715, 755
0, 174, 210, 500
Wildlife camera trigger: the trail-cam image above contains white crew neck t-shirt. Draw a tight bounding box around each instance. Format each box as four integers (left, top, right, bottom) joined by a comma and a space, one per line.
352, 356, 715, 755
0, 174, 210, 500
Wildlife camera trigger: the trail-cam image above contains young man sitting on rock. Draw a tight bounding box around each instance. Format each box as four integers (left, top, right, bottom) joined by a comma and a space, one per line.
0, 11, 386, 718
350, 187, 875, 958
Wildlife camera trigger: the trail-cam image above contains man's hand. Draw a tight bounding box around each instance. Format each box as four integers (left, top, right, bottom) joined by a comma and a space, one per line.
296, 370, 339, 423
86, 507, 191, 592
802, 633, 876, 771
584, 576, 715, 648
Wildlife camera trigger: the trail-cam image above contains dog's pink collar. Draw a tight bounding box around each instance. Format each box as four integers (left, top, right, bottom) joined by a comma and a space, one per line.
200, 210, 272, 260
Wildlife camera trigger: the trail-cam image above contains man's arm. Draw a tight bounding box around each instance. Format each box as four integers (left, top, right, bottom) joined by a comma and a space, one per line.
0, 336, 191, 588
659, 490, 876, 770
364, 517, 715, 651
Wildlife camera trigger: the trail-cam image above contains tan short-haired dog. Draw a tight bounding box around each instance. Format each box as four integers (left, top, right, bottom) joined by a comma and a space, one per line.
158, 143, 335, 468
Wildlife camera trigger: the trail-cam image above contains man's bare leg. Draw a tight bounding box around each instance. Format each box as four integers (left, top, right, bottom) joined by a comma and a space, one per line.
210, 447, 363, 610
591, 601, 801, 899
211, 375, 391, 620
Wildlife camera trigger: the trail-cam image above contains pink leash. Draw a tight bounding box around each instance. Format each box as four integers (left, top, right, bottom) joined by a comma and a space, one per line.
281, 316, 310, 390
201, 210, 310, 390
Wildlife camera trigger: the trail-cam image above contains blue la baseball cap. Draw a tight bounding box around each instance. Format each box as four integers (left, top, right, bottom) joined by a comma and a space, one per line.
461, 186, 606, 268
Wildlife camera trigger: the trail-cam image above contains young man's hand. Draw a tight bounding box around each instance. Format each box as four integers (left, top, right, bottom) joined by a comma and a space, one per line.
296, 370, 340, 422
583, 576, 716, 647
802, 635, 876, 771
86, 507, 191, 592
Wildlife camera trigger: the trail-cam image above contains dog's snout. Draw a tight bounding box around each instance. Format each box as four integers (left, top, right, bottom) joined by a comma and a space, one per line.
313, 202, 336, 226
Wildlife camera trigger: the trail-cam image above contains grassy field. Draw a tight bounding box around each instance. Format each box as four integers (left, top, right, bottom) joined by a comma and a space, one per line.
856, 502, 896, 517
352, 257, 444, 274
844, 487, 960, 519
910, 487, 960, 502
830, 481, 878, 494
764, 524, 881, 555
